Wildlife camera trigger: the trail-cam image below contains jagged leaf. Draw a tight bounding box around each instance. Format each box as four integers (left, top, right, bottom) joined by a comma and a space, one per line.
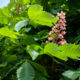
44, 43, 80, 61
17, 61, 35, 80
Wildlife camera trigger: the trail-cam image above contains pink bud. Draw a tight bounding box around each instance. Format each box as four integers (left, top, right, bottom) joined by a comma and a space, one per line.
49, 31, 54, 35
60, 16, 65, 19
57, 13, 62, 17
59, 39, 67, 45
60, 26, 66, 30
53, 28, 60, 33
61, 11, 66, 16
48, 37, 52, 41
62, 39, 67, 43
51, 37, 55, 41
58, 41, 66, 45
46, 41, 50, 44
58, 41, 64, 45
58, 19, 63, 23
58, 34, 63, 39
61, 31, 66, 35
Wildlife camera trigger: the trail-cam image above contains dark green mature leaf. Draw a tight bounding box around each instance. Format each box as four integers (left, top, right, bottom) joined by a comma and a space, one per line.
0, 62, 7, 68
35, 74, 47, 80
28, 60, 48, 77
17, 61, 35, 80
15, 19, 29, 32
21, 35, 36, 45
62, 69, 80, 80
6, 55, 17, 63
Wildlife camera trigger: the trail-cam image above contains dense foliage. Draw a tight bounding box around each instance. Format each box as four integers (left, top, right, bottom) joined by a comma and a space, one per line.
0, 0, 80, 80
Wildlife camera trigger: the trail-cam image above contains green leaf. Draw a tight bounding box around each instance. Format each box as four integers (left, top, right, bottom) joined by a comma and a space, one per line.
0, 27, 19, 39
21, 35, 36, 45
23, 0, 30, 4
15, 19, 29, 32
17, 61, 35, 80
44, 43, 59, 55
28, 4, 57, 27
0, 62, 7, 67
6, 55, 17, 63
57, 44, 80, 60
28, 60, 48, 77
44, 43, 80, 61
62, 69, 80, 80
36, 76, 47, 80
26, 44, 43, 60
0, 7, 10, 24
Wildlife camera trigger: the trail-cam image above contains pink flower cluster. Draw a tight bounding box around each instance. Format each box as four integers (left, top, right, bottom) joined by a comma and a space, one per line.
46, 11, 67, 45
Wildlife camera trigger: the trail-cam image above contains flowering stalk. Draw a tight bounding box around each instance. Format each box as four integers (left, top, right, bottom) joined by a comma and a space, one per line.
46, 11, 67, 45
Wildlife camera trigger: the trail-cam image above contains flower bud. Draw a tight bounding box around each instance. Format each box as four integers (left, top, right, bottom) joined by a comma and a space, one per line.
52, 37, 55, 41
58, 39, 67, 45
49, 31, 54, 35
60, 26, 66, 30
57, 13, 62, 17
46, 41, 50, 44
61, 31, 66, 35
58, 34, 63, 39
48, 37, 52, 41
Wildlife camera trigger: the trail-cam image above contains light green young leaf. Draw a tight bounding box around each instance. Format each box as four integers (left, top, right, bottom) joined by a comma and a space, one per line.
15, 19, 29, 32
44, 43, 59, 55
23, 0, 30, 4
0, 27, 19, 39
17, 61, 35, 80
28, 4, 58, 27
57, 44, 80, 60
44, 43, 80, 61
0, 7, 11, 24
